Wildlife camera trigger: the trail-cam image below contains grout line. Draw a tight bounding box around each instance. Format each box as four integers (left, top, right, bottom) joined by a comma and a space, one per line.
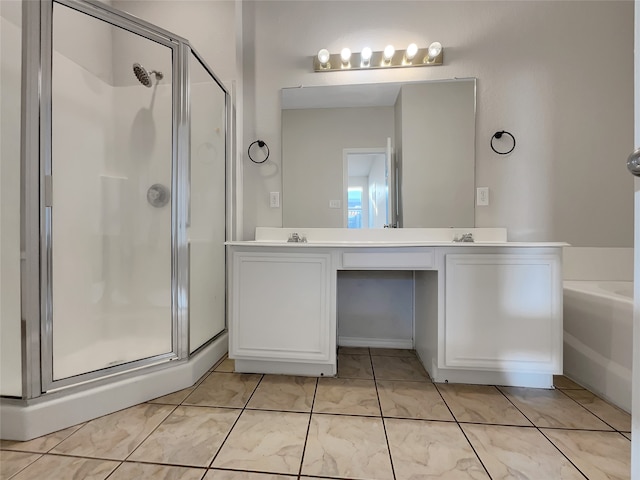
371, 351, 397, 480
556, 388, 622, 432
3, 452, 43, 480
122, 404, 180, 463
206, 373, 264, 469
103, 461, 124, 480
432, 383, 493, 480
297, 377, 319, 477
496, 387, 589, 480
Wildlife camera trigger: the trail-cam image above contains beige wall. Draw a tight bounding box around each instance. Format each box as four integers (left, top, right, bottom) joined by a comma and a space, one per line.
243, 0, 634, 246
398, 80, 475, 228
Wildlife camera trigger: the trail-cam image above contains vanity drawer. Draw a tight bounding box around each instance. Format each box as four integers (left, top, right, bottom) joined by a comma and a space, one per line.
342, 249, 435, 269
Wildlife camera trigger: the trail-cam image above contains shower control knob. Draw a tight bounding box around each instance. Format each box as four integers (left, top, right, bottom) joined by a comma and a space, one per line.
627, 148, 640, 177
147, 184, 170, 208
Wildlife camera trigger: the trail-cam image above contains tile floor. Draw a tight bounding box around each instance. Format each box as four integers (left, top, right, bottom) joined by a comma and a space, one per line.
1, 348, 632, 480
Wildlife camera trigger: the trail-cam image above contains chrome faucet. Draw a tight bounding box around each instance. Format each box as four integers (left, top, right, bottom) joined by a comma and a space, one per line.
287, 232, 307, 243
453, 233, 474, 243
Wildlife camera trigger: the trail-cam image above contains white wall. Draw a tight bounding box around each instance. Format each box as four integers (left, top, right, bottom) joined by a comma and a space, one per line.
113, 0, 236, 88
337, 271, 413, 347
0, 1, 23, 397
244, 0, 634, 247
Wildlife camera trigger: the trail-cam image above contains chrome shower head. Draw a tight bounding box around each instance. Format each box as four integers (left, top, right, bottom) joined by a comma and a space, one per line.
132, 63, 163, 88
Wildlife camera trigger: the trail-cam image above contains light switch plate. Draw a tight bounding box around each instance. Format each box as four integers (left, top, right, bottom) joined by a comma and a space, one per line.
269, 192, 280, 208
476, 187, 489, 206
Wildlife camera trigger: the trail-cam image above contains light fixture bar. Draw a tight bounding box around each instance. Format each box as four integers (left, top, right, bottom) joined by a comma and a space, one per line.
313, 45, 443, 72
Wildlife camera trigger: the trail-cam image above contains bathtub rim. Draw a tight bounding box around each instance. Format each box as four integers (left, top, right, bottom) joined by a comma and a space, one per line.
563, 280, 633, 305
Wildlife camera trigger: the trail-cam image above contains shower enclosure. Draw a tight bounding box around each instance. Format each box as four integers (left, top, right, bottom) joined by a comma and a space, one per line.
19, 0, 229, 397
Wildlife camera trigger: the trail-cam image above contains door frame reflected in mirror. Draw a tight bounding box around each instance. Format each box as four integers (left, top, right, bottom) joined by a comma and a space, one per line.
343, 147, 391, 229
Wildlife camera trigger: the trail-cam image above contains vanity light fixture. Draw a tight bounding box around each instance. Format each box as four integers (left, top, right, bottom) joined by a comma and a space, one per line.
313, 41, 444, 72
426, 41, 442, 63
382, 44, 395, 63
340, 47, 352, 67
405, 43, 418, 62
317, 48, 331, 69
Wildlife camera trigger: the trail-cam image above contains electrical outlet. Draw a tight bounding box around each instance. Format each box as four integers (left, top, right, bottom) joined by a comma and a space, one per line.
329, 200, 341, 209
269, 192, 280, 208
476, 187, 489, 206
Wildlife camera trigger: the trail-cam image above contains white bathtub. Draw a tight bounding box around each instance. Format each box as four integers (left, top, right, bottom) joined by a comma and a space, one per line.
563, 281, 633, 412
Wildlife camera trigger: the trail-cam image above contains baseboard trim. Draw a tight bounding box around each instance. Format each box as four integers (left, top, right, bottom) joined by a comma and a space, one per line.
338, 337, 413, 349
0, 333, 228, 441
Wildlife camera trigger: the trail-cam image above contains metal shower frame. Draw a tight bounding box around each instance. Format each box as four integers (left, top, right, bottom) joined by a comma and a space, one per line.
20, 0, 230, 398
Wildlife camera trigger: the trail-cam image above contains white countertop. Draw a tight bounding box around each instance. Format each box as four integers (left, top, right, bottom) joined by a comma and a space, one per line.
225, 241, 569, 248
226, 227, 568, 248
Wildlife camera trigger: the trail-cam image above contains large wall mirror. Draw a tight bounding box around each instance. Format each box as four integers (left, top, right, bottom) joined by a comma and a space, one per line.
281, 78, 476, 228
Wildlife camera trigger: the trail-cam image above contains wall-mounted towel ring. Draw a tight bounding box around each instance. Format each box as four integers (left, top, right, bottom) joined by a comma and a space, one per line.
490, 130, 516, 155
248, 140, 270, 164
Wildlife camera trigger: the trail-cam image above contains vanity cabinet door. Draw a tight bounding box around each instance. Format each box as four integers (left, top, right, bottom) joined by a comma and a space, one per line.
444, 253, 562, 373
229, 250, 334, 364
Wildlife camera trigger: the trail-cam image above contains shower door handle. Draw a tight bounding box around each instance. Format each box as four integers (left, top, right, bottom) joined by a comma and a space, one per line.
627, 148, 640, 177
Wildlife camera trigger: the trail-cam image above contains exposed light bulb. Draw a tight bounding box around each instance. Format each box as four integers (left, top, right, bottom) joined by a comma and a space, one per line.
405, 43, 418, 61
383, 44, 395, 62
340, 47, 351, 64
427, 42, 442, 61
317, 48, 330, 66
361, 47, 372, 62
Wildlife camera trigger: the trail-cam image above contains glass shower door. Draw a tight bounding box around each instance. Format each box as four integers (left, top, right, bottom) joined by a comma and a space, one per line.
188, 51, 227, 353
45, 2, 177, 386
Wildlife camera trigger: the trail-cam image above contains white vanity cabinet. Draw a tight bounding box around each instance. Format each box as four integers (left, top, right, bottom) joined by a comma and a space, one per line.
229, 249, 336, 376
227, 231, 566, 387
443, 252, 562, 375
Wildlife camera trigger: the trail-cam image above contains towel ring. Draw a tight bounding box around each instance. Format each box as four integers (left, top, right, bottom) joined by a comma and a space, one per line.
248, 140, 270, 164
490, 130, 516, 155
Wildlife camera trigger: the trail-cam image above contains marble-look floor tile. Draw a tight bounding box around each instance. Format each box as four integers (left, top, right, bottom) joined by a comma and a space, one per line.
377, 380, 453, 421
205, 470, 296, 479
214, 358, 235, 373
554, 375, 584, 389
301, 414, 393, 480
0, 451, 42, 479
109, 462, 206, 480
184, 372, 261, 408
370, 348, 415, 357
437, 384, 532, 426
0, 424, 83, 453
338, 346, 370, 355
462, 424, 584, 479
313, 378, 380, 416
500, 387, 613, 430
8, 454, 118, 480
148, 387, 196, 405
129, 406, 240, 467
371, 355, 429, 381
247, 375, 316, 412
212, 410, 308, 475
543, 429, 631, 480
337, 353, 373, 379
51, 404, 174, 460
385, 418, 488, 479
561, 389, 631, 432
